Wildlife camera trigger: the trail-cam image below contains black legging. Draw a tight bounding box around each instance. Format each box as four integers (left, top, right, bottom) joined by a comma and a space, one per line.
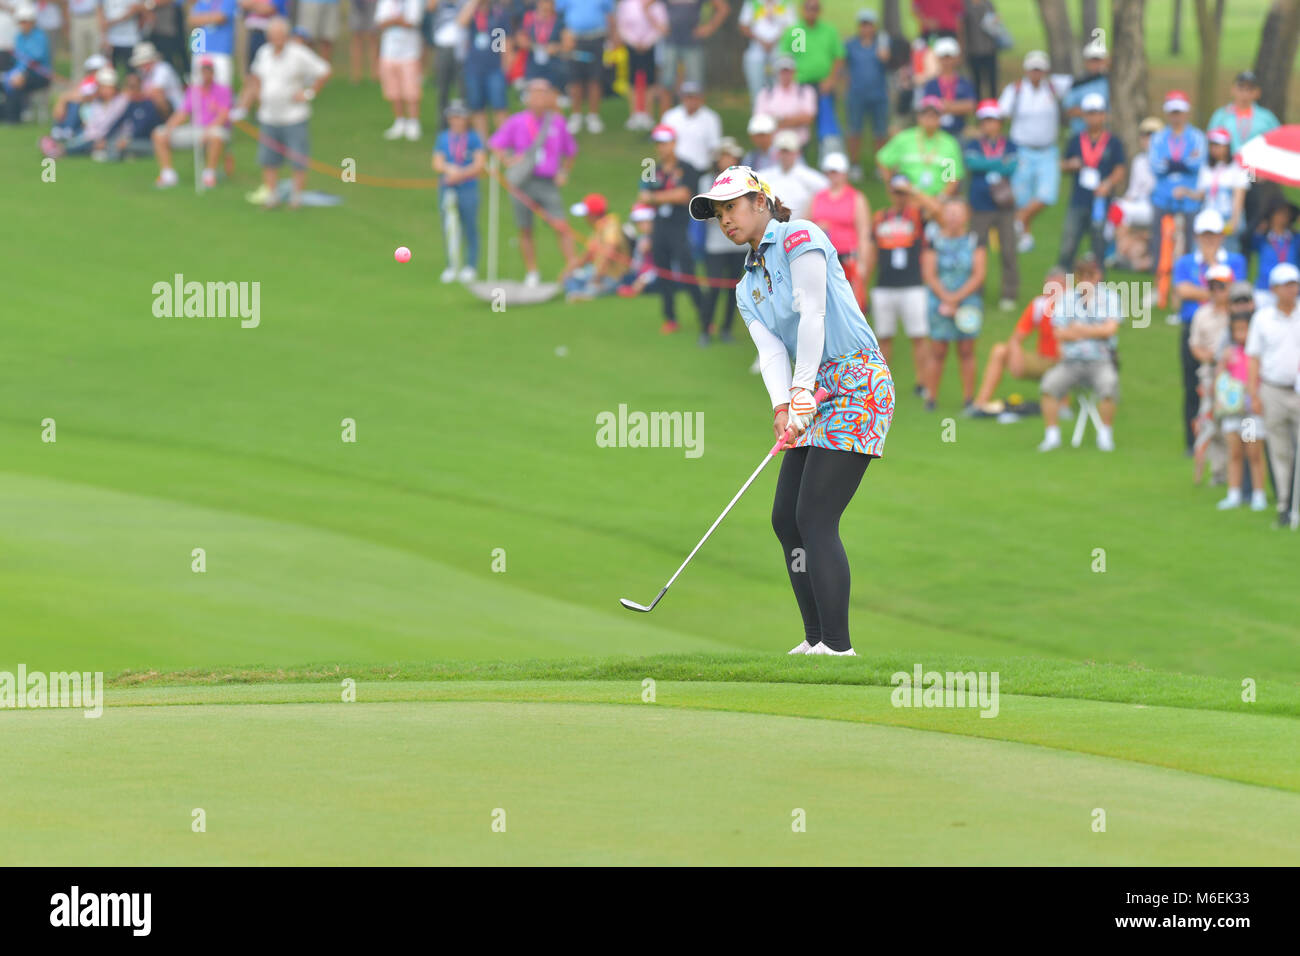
652, 227, 702, 327
771, 446, 872, 652
702, 250, 747, 334
968, 54, 998, 101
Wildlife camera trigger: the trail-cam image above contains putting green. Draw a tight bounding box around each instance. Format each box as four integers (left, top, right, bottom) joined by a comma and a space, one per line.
4, 683, 1297, 865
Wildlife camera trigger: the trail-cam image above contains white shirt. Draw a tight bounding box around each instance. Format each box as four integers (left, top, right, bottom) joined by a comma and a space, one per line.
738, 0, 796, 49
251, 40, 331, 126
997, 74, 1072, 148
101, 0, 142, 47
757, 161, 829, 221
661, 103, 722, 175
142, 60, 185, 112
376, 0, 423, 61
1123, 152, 1154, 203
0, 8, 16, 48
1245, 302, 1300, 387
68, 0, 99, 17
1196, 161, 1249, 222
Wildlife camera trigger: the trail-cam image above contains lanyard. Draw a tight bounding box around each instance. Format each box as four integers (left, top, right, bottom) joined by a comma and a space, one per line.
981, 136, 1005, 159
533, 13, 553, 45
1167, 130, 1187, 164
1234, 107, 1252, 147
1079, 131, 1110, 168
449, 132, 467, 164
938, 75, 958, 102
1270, 233, 1294, 265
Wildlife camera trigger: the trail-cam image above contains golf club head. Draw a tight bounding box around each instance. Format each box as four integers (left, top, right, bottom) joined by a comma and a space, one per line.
619, 598, 653, 612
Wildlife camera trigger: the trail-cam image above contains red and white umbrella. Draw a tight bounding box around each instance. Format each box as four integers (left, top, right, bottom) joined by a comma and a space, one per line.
1239, 125, 1300, 188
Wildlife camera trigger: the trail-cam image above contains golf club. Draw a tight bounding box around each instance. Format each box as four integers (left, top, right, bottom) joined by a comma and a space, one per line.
620, 387, 831, 613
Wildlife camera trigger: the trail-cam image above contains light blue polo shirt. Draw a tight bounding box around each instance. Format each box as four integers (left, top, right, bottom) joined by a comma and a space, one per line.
735, 219, 879, 363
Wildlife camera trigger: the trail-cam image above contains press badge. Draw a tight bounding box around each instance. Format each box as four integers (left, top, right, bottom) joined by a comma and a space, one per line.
891, 247, 907, 270
1079, 167, 1101, 190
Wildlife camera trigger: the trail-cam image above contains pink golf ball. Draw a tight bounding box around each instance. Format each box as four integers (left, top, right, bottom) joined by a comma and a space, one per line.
394, 246, 411, 264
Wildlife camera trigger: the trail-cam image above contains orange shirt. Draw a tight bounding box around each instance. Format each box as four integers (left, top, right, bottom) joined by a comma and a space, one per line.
1014, 294, 1060, 359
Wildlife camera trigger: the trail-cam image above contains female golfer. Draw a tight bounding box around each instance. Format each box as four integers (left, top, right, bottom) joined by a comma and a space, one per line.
689, 166, 895, 657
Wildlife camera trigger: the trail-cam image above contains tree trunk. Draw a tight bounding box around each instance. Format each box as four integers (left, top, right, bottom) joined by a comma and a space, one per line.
1253, 0, 1300, 119
1193, 0, 1224, 128
883, 0, 903, 38
1110, 0, 1148, 173
1036, 0, 1079, 75
1171, 0, 1183, 55
1081, 0, 1099, 40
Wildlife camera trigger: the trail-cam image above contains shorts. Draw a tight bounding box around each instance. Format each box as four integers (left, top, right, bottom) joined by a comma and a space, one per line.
1011, 143, 1059, 208
297, 0, 340, 41
349, 0, 375, 31
379, 57, 421, 101
790, 347, 895, 457
1040, 360, 1119, 401
626, 45, 656, 86
510, 174, 564, 230
257, 120, 310, 170
465, 66, 507, 111
168, 123, 231, 147
660, 42, 704, 89
567, 34, 605, 85
927, 294, 982, 341
1019, 352, 1055, 379
1220, 415, 1265, 438
870, 285, 928, 338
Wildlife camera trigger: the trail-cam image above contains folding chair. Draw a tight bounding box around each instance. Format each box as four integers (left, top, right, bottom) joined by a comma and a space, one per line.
1071, 390, 1105, 447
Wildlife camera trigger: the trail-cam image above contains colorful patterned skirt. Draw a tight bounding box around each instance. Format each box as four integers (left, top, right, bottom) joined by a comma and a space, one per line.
791, 347, 895, 457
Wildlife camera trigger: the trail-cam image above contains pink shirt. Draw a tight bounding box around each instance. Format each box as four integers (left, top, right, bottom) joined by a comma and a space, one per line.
615, 0, 668, 49
810, 187, 859, 254
754, 81, 816, 146
1225, 343, 1249, 383
185, 82, 232, 127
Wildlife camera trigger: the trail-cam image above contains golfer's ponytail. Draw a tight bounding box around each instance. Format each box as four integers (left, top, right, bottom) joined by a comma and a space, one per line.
770, 197, 793, 222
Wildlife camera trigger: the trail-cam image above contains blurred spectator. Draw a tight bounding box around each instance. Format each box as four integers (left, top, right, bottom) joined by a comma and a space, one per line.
1245, 262, 1300, 526
41, 66, 129, 157
432, 99, 484, 281
743, 111, 775, 169
842, 8, 889, 180
241, 0, 288, 71
810, 151, 870, 308
557, 0, 612, 134
922, 197, 986, 411
152, 54, 230, 186
640, 122, 703, 338
660, 79, 719, 179
921, 36, 973, 137
350, 0, 379, 83
1214, 304, 1269, 511
963, 98, 1017, 309
144, 0, 188, 77
0, 3, 14, 77
1062, 38, 1108, 136
67, 0, 103, 78
912, 0, 962, 41
866, 172, 930, 389
1037, 254, 1121, 452
563, 192, 626, 299
44, 54, 106, 143
759, 128, 827, 220
460, 0, 513, 137
738, 0, 793, 101
617, 201, 658, 295
240, 16, 332, 208
1057, 92, 1125, 269
754, 54, 813, 148
1173, 208, 1247, 453
875, 96, 963, 218
1247, 199, 1300, 310
699, 138, 747, 341
296, 0, 340, 62
972, 266, 1064, 412
131, 41, 183, 115
1110, 116, 1160, 271
103, 70, 164, 157
377, 0, 424, 140
426, 0, 465, 131
615, 0, 666, 129
189, 0, 237, 88
659, 0, 729, 93
778, 0, 840, 153
3, 4, 48, 124
1149, 90, 1205, 269
961, 0, 998, 100
1189, 263, 1235, 485
100, 0, 142, 72
998, 50, 1071, 253
488, 77, 577, 285
1188, 128, 1248, 253
1207, 70, 1278, 156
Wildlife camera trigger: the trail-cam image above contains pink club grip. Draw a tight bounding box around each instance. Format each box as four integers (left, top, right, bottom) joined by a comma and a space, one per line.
770, 387, 832, 455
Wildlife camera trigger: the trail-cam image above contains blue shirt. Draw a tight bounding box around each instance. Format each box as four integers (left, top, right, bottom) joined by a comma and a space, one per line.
465, 2, 517, 70
1248, 231, 1300, 292
736, 219, 879, 363
922, 74, 976, 136
1172, 247, 1247, 323
192, 0, 238, 56
844, 36, 887, 99
1063, 74, 1108, 134
963, 135, 1017, 212
14, 27, 51, 71
1150, 125, 1206, 214
556, 0, 612, 34
435, 128, 483, 192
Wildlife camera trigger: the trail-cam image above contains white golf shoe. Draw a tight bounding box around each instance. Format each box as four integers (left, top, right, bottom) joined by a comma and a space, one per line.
383, 120, 405, 140
788, 640, 814, 655
1037, 432, 1062, 452
807, 643, 857, 656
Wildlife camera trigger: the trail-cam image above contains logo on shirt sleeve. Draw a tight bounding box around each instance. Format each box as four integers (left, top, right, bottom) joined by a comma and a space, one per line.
783, 229, 811, 253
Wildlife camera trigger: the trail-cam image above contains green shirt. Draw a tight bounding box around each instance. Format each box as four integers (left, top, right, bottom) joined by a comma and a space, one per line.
779, 18, 844, 85
877, 126, 966, 196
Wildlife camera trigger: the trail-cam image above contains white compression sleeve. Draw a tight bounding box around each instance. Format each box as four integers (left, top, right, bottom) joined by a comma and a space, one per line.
789, 250, 827, 392
747, 319, 793, 409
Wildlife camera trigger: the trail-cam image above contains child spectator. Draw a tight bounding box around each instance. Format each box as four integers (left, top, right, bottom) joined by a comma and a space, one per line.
1214, 299, 1269, 510
563, 192, 626, 299
433, 99, 485, 282
1188, 128, 1249, 253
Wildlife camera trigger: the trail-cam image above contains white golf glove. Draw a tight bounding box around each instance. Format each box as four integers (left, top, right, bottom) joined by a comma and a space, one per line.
786, 387, 818, 435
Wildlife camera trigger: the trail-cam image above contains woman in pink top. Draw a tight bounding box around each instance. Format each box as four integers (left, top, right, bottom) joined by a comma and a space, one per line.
809, 152, 872, 308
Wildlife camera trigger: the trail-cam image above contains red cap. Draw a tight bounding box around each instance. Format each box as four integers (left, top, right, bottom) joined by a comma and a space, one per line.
918, 95, 945, 113
1207, 126, 1231, 145
650, 123, 676, 143
579, 193, 607, 216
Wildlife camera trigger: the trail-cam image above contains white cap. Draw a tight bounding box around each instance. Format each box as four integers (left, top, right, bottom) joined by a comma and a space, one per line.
95, 67, 119, 86
1080, 92, 1107, 113
83, 53, 108, 73
1269, 262, 1300, 287
1193, 209, 1226, 234
821, 152, 849, 174
1023, 50, 1050, 71
688, 165, 774, 221
747, 113, 777, 136
15, 1, 36, 20
772, 130, 801, 152
933, 37, 960, 58
1083, 39, 1107, 59
129, 41, 159, 66
1205, 264, 1235, 283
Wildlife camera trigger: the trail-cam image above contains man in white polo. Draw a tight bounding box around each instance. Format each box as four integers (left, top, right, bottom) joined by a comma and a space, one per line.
660, 80, 722, 181
758, 128, 829, 220
998, 49, 1071, 253
1246, 262, 1300, 527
